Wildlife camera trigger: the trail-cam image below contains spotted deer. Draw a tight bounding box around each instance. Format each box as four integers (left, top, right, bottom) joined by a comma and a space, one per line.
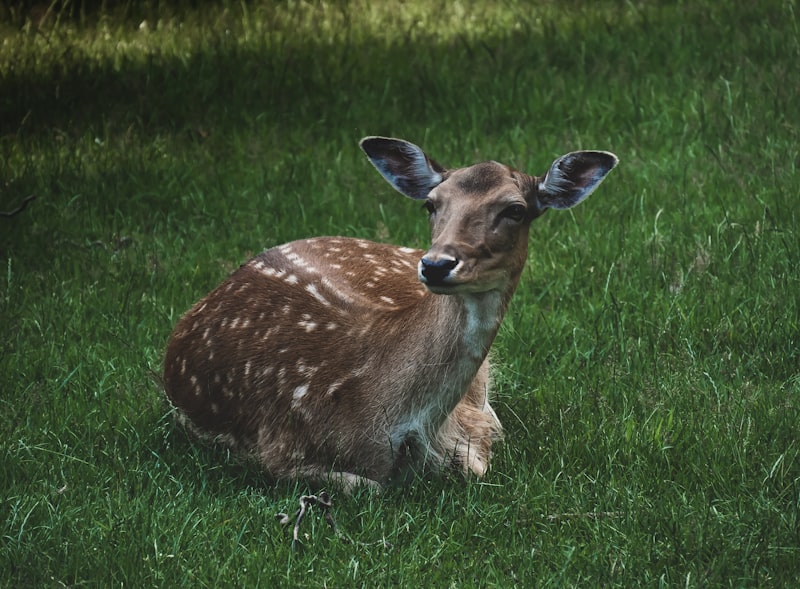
164, 137, 618, 491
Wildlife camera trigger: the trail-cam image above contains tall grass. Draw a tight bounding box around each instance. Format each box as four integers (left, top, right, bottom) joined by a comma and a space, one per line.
2, 0, 799, 586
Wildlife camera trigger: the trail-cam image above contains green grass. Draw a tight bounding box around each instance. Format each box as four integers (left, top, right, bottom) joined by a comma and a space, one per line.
2, 0, 799, 586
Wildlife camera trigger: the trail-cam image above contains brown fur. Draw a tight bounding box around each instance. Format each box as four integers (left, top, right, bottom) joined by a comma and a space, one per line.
164, 137, 617, 492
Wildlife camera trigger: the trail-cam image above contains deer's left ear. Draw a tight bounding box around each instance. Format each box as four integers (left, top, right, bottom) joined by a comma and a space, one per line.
535, 151, 619, 211
360, 137, 447, 200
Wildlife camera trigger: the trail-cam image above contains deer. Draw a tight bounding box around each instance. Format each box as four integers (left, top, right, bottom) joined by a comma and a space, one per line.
163, 137, 618, 492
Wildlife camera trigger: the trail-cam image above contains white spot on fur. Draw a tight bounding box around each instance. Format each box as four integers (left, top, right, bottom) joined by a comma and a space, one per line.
296, 360, 319, 378
256, 264, 287, 280
320, 277, 354, 303
285, 274, 299, 285
263, 326, 280, 341
380, 296, 395, 305
326, 379, 344, 396
305, 283, 330, 306
298, 320, 318, 332
292, 384, 309, 406
285, 252, 317, 273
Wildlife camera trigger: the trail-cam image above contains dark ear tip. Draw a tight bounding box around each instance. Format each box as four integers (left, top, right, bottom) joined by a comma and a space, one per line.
597, 151, 620, 171
359, 136, 397, 157
574, 151, 619, 176
359, 136, 378, 153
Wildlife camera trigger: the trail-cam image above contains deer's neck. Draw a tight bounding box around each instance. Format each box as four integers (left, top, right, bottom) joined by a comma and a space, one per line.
384, 286, 512, 430
449, 290, 507, 362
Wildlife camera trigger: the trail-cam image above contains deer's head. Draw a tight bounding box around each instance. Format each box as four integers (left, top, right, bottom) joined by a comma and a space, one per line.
360, 137, 619, 295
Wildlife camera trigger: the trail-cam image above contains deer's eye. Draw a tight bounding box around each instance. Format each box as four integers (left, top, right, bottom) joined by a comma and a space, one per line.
423, 200, 436, 216
501, 204, 527, 222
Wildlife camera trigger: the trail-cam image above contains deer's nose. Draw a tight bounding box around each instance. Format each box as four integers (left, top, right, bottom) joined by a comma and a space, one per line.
419, 256, 458, 285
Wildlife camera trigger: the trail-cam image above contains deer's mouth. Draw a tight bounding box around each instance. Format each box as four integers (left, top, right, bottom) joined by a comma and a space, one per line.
422, 281, 458, 294
422, 277, 492, 295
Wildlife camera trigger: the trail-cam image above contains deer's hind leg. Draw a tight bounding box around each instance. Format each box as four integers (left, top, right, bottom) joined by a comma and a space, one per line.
252, 427, 383, 494
289, 467, 382, 494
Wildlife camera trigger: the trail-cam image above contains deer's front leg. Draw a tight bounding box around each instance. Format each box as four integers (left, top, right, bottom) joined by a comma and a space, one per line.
434, 358, 503, 477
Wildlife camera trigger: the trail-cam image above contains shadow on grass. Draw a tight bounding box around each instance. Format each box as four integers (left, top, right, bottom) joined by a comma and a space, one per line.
4, 0, 772, 144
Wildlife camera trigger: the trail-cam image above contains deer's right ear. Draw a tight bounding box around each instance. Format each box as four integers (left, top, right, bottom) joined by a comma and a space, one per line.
360, 137, 447, 200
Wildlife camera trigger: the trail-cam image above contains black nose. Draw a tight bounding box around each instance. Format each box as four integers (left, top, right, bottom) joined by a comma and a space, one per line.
420, 257, 458, 284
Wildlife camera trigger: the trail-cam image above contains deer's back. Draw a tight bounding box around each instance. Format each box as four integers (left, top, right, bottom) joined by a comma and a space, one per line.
163, 237, 427, 446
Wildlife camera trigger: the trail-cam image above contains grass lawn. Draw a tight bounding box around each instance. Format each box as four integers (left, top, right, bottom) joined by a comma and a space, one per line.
2, 0, 799, 586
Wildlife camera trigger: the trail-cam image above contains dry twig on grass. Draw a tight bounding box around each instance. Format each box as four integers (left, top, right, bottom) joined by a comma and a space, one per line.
0, 195, 36, 218
276, 492, 347, 550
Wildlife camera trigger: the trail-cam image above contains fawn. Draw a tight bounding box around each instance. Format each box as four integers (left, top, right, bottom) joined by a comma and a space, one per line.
164, 137, 618, 491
